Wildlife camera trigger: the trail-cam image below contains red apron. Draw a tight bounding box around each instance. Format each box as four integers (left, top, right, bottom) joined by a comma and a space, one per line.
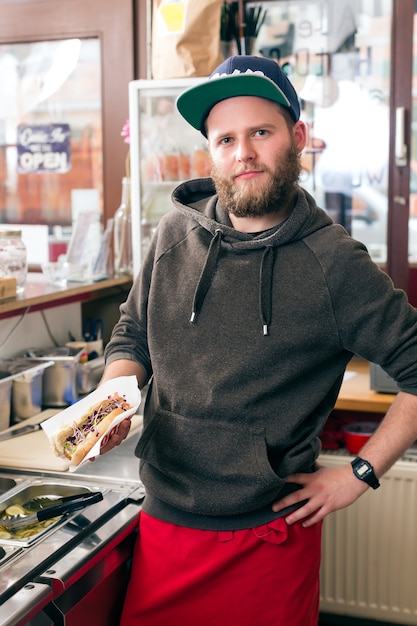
121, 510, 322, 626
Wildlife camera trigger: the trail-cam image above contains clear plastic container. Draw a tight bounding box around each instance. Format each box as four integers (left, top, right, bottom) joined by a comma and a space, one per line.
0, 230, 27, 294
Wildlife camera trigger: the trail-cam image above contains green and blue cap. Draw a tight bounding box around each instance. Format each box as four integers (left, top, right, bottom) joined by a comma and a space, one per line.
176, 55, 300, 137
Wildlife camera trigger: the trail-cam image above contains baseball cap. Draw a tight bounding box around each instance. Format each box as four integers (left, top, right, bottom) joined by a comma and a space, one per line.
176, 55, 300, 137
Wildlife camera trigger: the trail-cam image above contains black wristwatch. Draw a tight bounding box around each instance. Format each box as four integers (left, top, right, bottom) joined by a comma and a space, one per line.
351, 457, 380, 490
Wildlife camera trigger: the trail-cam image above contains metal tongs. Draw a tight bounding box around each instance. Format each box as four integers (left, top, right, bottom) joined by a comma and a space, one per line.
0, 491, 103, 531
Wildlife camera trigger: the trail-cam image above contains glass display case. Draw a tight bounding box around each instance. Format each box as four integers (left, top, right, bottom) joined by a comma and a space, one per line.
129, 77, 208, 274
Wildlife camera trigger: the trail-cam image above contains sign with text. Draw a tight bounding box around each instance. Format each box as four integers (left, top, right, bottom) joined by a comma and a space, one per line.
17, 123, 71, 173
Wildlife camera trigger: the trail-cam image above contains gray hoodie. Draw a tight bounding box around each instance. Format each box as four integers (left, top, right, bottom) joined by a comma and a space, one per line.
105, 178, 417, 530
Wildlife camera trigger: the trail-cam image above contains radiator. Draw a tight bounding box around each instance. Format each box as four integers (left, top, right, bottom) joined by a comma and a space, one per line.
319, 453, 417, 624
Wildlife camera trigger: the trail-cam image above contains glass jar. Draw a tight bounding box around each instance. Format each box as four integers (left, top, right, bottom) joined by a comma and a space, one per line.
114, 177, 133, 276
0, 230, 27, 293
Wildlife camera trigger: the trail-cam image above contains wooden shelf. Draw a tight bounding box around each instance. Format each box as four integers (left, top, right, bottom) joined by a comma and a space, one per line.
335, 357, 396, 414
0, 273, 133, 319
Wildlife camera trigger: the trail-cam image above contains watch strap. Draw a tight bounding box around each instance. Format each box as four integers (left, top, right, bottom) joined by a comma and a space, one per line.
351, 457, 380, 490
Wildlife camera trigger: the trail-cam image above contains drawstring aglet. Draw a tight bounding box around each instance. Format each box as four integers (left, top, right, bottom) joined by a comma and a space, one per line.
190, 311, 197, 323
263, 324, 269, 336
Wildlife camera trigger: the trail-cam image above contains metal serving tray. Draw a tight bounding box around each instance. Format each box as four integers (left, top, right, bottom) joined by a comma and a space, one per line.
0, 482, 94, 547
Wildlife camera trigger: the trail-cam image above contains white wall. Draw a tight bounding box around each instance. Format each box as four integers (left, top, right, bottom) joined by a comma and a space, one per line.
0, 302, 82, 359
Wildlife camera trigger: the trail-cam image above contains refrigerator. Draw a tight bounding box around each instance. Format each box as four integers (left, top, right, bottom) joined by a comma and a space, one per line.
128, 77, 209, 275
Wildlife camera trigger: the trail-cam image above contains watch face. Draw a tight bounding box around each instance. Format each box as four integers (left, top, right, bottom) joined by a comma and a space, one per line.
356, 462, 371, 477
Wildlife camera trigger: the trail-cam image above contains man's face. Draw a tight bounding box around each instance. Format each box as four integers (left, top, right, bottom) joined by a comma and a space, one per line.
206, 96, 306, 218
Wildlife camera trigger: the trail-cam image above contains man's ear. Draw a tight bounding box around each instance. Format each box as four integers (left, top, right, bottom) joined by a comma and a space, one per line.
293, 120, 307, 152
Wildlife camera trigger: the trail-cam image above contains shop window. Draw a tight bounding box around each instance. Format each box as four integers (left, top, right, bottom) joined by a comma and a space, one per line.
0, 38, 102, 230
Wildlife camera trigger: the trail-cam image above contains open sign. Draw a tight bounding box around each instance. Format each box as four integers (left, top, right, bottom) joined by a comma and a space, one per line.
17, 123, 71, 173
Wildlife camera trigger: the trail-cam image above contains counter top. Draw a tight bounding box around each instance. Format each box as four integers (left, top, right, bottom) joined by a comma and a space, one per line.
0, 273, 132, 318
0, 411, 143, 486
335, 358, 396, 413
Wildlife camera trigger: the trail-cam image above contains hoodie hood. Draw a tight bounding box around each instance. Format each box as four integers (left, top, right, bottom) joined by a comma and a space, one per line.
171, 178, 334, 335
172, 177, 333, 249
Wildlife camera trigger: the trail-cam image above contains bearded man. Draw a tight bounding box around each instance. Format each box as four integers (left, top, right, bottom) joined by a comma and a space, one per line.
100, 56, 417, 626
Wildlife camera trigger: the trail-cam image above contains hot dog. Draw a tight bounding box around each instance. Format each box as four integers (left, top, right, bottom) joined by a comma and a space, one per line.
51, 393, 132, 466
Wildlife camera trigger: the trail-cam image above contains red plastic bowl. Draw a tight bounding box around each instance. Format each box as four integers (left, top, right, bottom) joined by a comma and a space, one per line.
343, 422, 379, 455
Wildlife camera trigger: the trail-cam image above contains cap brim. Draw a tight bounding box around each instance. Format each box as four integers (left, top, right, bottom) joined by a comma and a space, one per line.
176, 74, 291, 134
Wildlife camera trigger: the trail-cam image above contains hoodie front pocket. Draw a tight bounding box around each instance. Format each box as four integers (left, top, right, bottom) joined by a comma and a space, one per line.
135, 407, 286, 517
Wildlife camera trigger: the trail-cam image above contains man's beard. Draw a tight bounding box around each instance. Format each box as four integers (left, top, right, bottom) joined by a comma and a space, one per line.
210, 140, 302, 218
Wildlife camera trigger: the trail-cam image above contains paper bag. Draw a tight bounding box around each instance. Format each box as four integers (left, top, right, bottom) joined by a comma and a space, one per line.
152, 0, 223, 79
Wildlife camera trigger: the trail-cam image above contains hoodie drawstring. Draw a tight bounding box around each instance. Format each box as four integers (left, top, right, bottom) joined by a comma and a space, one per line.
259, 247, 274, 336
190, 231, 274, 336
190, 229, 222, 324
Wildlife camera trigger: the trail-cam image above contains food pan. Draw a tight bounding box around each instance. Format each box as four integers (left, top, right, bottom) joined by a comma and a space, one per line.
77, 355, 105, 394
10, 359, 53, 422
0, 359, 54, 425
0, 482, 92, 546
20, 347, 83, 407
1, 491, 103, 531
12, 369, 44, 422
